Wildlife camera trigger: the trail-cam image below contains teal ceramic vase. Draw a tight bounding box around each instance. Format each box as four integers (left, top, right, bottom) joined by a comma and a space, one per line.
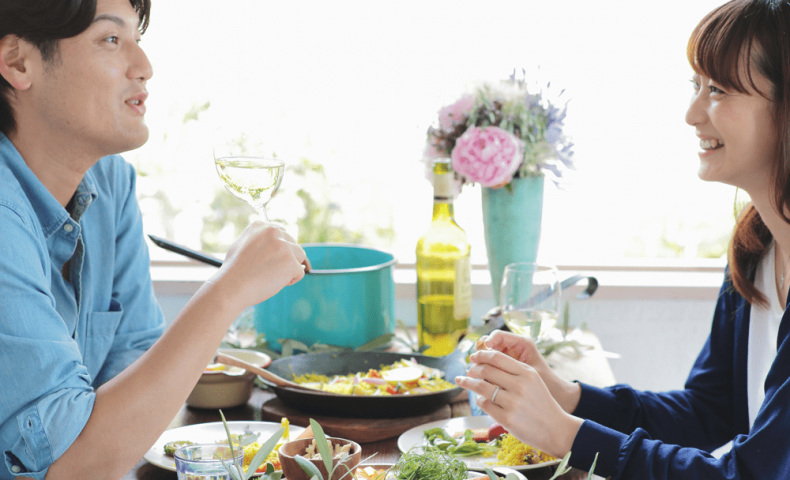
481, 175, 544, 304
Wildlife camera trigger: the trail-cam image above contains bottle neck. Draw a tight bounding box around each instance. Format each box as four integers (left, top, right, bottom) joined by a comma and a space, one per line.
431, 167, 455, 221
432, 197, 454, 221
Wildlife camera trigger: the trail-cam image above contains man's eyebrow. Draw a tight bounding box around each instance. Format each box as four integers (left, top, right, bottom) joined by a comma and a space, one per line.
92, 13, 140, 29
93, 14, 126, 27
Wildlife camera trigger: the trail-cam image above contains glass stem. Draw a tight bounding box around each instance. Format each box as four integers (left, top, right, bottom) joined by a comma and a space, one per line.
255, 205, 269, 222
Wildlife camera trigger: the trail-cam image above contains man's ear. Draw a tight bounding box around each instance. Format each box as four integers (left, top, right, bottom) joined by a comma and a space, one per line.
0, 35, 33, 91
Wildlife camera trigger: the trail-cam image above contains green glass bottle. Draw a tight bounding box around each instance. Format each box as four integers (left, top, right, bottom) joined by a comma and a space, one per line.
416, 158, 472, 356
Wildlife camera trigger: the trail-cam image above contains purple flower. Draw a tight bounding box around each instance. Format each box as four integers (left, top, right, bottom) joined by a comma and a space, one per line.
451, 126, 523, 187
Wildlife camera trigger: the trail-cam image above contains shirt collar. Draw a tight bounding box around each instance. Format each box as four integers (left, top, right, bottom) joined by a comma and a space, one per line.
0, 133, 99, 238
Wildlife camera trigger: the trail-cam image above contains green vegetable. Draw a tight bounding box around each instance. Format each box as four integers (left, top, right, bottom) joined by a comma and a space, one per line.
424, 427, 498, 458
423, 427, 457, 446
392, 447, 467, 480
163, 440, 194, 457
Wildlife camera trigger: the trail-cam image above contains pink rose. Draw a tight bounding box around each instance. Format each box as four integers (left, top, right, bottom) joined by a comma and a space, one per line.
438, 94, 475, 131
451, 126, 523, 187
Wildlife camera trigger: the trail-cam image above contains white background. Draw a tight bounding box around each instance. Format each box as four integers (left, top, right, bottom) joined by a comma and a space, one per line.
129, 0, 734, 266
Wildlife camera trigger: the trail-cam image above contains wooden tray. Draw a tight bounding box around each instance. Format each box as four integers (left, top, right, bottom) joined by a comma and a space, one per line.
260, 397, 451, 443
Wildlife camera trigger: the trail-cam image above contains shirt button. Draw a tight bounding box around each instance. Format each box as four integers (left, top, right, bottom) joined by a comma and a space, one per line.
63, 223, 74, 233
11, 465, 20, 473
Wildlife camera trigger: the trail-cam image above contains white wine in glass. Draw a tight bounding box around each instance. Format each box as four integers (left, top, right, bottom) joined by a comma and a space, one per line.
214, 157, 284, 221
213, 128, 284, 222
500, 263, 560, 339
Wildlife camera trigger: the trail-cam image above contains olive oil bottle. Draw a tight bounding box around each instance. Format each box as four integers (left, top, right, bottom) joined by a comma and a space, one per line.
416, 158, 472, 356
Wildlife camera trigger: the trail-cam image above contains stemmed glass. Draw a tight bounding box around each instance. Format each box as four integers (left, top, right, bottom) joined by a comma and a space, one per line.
213, 127, 284, 222
500, 263, 561, 339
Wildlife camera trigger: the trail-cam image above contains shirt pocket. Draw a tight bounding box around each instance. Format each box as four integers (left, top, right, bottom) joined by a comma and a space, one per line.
83, 308, 124, 382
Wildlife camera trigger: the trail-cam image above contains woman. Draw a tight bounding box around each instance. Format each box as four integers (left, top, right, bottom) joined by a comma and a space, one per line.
456, 0, 790, 478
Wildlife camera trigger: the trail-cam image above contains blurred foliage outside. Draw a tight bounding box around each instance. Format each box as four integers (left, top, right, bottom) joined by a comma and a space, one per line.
134, 101, 395, 257
201, 157, 396, 253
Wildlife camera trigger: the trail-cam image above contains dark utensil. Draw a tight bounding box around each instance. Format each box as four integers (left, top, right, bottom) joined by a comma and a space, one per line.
149, 234, 223, 267
148, 234, 320, 274
480, 274, 598, 327
260, 351, 467, 418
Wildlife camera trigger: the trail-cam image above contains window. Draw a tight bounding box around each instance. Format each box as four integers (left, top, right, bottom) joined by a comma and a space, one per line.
129, 0, 732, 267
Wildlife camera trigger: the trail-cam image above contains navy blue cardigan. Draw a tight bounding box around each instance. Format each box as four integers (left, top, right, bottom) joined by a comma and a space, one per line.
568, 273, 790, 479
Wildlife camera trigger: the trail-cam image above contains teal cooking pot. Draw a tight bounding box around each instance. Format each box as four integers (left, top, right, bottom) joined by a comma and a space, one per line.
252, 244, 397, 352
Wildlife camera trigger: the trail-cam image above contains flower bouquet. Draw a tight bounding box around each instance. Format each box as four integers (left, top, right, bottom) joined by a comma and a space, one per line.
423, 70, 575, 302
423, 70, 574, 192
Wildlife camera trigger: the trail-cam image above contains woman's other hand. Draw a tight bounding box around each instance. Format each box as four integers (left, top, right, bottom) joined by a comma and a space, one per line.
208, 221, 309, 310
456, 348, 583, 459
477, 330, 582, 414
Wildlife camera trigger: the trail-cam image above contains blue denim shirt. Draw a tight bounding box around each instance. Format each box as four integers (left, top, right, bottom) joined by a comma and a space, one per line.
0, 134, 165, 479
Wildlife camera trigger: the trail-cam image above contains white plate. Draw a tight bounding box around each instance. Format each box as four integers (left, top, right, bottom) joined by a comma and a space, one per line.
397, 416, 560, 472
144, 421, 305, 475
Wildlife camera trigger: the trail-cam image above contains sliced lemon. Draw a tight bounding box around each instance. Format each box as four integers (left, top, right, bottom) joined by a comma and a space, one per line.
381, 366, 423, 384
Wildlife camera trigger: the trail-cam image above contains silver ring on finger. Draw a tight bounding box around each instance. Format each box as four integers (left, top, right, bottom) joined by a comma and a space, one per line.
491, 385, 501, 405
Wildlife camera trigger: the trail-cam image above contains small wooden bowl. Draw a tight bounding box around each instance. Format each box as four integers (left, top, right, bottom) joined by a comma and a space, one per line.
278, 437, 361, 480
185, 349, 272, 409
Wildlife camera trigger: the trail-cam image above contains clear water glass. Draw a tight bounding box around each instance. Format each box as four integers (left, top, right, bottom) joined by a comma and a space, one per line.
174, 444, 244, 480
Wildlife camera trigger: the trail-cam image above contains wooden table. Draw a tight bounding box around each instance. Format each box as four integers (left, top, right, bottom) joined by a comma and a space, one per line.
124, 332, 615, 480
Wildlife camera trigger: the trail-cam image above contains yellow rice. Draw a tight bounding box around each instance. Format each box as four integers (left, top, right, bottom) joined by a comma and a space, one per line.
495, 434, 557, 466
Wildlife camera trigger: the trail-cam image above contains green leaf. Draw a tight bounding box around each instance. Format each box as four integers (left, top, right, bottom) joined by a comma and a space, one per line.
354, 333, 395, 352
586, 452, 599, 480
266, 471, 284, 480
334, 461, 358, 480
309, 419, 334, 476
547, 452, 572, 480
484, 467, 498, 480
217, 456, 243, 480
246, 427, 285, 480
219, 410, 241, 475
295, 455, 324, 480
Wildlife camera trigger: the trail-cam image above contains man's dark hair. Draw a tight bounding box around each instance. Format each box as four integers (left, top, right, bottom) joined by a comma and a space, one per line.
0, 0, 151, 136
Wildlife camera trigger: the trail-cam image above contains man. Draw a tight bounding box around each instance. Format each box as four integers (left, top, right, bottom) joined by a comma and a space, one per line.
0, 1, 308, 478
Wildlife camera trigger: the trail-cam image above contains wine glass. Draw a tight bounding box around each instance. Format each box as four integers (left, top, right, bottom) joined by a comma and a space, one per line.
500, 263, 561, 339
213, 127, 284, 222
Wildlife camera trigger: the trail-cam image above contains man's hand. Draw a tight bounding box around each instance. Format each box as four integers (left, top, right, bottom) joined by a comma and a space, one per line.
208, 221, 309, 311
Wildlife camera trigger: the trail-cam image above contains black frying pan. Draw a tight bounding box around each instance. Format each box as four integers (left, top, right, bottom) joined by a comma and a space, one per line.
260, 351, 468, 418
257, 275, 598, 418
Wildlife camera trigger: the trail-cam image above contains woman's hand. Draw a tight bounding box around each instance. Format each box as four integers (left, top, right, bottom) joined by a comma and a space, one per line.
208, 221, 310, 311
455, 349, 583, 459
479, 330, 582, 414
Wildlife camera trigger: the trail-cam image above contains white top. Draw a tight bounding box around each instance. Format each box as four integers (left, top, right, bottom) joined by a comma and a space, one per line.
747, 242, 784, 429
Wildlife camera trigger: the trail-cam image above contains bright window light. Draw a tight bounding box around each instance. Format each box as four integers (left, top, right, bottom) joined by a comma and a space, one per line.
128, 0, 732, 266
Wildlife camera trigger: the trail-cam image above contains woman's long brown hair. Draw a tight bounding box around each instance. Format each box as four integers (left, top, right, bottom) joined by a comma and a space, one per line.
687, 0, 790, 307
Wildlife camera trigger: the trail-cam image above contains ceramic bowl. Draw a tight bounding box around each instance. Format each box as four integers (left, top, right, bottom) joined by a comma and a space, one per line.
278, 437, 361, 480
185, 348, 271, 409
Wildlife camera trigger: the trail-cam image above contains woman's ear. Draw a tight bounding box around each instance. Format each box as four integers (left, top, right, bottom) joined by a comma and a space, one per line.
0, 35, 33, 91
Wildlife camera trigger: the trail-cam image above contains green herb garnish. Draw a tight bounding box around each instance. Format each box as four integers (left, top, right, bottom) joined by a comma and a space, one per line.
391, 447, 467, 480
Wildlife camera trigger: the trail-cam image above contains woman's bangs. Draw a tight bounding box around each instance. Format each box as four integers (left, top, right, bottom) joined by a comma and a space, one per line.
687, 2, 757, 95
